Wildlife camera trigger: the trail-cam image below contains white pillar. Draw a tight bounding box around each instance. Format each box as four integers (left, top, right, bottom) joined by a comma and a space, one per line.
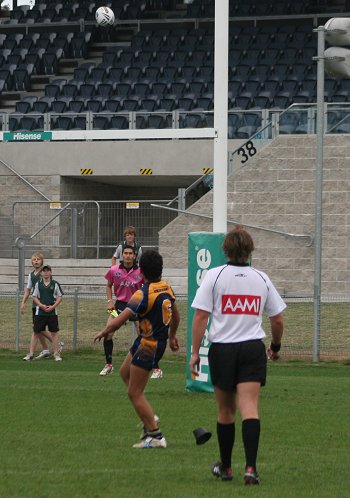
313, 26, 325, 362
213, 0, 229, 232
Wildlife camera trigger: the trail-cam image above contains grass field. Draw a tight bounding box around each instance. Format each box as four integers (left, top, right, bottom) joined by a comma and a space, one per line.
1, 350, 349, 498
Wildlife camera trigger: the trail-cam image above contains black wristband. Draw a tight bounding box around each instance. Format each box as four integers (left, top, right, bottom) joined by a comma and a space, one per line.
270, 342, 281, 353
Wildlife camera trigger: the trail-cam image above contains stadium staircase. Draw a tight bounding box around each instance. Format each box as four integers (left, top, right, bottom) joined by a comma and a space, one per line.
159, 133, 350, 296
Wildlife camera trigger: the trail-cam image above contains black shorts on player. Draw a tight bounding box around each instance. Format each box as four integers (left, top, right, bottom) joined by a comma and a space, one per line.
116, 300, 138, 322
208, 339, 267, 390
130, 335, 167, 371
33, 315, 59, 333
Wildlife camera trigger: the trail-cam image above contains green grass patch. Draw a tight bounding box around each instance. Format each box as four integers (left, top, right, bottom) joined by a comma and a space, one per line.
1, 351, 349, 498
1, 295, 350, 359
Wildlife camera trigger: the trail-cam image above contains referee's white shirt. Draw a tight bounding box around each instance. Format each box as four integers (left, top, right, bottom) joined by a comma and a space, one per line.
191, 263, 286, 343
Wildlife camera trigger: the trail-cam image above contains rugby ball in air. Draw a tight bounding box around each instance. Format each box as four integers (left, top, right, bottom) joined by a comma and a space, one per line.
95, 6, 115, 27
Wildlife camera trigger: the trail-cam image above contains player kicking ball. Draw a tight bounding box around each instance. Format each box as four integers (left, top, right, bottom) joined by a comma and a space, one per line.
94, 250, 180, 448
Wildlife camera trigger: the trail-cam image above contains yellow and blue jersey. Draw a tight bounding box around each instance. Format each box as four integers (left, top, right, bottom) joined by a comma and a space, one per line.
127, 280, 175, 341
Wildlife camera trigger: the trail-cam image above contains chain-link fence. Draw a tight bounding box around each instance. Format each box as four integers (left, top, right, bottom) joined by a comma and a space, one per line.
1, 290, 349, 360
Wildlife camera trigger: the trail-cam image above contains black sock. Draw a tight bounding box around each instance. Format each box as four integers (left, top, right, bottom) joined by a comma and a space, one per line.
242, 418, 260, 471
217, 422, 235, 469
104, 338, 113, 364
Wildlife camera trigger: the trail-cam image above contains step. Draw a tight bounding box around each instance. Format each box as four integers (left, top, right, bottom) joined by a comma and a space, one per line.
0, 259, 188, 295
59, 58, 80, 69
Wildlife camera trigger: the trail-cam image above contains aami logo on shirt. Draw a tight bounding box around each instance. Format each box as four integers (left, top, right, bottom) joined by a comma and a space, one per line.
222, 295, 261, 315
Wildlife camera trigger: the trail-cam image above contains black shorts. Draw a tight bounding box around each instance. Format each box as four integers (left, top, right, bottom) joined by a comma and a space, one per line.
116, 300, 138, 322
208, 340, 267, 391
130, 335, 167, 371
33, 315, 59, 333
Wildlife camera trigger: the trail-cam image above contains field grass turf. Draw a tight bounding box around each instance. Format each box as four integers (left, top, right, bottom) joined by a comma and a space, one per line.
1, 350, 349, 498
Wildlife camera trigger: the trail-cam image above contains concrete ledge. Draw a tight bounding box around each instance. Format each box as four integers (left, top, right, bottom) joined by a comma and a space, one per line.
0, 259, 188, 295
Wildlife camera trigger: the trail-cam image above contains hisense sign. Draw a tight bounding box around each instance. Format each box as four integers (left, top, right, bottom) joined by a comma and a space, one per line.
3, 132, 52, 141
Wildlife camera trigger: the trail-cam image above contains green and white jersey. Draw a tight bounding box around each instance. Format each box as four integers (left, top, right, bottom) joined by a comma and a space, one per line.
26, 270, 42, 309
33, 279, 63, 316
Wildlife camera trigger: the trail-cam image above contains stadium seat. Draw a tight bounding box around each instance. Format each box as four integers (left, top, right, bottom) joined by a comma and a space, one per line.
234, 96, 252, 110
96, 81, 115, 99
69, 99, 85, 113
108, 66, 124, 82
93, 115, 110, 130
116, 83, 132, 99
88, 67, 106, 85
159, 98, 176, 112
33, 97, 54, 113
15, 101, 33, 114
228, 113, 243, 139
0, 69, 13, 91
121, 98, 139, 112
252, 95, 271, 109
132, 82, 150, 99
70, 37, 86, 58
272, 94, 291, 109
80, 83, 96, 99
195, 96, 213, 111
51, 100, 68, 113
139, 97, 159, 112
17, 115, 38, 132
236, 111, 262, 138
62, 83, 79, 99
42, 53, 58, 75
52, 115, 74, 130
179, 113, 204, 128
104, 98, 122, 113
110, 115, 129, 129
177, 96, 196, 111
85, 99, 104, 112
73, 115, 88, 130
145, 113, 167, 129
279, 112, 300, 134
150, 82, 168, 98
19, 95, 39, 112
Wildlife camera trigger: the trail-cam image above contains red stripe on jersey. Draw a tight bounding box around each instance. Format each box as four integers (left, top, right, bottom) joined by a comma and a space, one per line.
221, 295, 261, 315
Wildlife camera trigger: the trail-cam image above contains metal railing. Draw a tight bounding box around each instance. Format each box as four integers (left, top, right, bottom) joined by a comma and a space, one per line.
12, 199, 178, 261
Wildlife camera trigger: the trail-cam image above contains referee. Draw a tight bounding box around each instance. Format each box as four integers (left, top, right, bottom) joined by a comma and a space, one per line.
190, 226, 286, 485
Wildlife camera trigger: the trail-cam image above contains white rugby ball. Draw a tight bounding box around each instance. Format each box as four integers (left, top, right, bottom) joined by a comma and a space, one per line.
95, 6, 115, 27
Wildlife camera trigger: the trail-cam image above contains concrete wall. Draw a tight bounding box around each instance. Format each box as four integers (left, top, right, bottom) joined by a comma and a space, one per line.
159, 134, 350, 296
0, 139, 214, 178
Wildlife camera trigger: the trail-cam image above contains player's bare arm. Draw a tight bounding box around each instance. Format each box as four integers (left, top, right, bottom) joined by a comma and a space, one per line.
20, 289, 31, 314
267, 312, 284, 361
93, 308, 134, 343
190, 309, 210, 375
169, 303, 180, 352
106, 282, 114, 311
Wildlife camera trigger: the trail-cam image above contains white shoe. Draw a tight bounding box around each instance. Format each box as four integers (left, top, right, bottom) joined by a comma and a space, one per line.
133, 436, 167, 449
138, 414, 160, 440
58, 341, 64, 354
34, 350, 51, 360
100, 364, 113, 376
54, 353, 62, 361
23, 353, 34, 361
150, 368, 163, 379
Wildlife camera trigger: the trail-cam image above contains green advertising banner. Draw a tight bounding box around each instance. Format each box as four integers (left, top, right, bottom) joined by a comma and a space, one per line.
186, 232, 226, 392
3, 131, 52, 141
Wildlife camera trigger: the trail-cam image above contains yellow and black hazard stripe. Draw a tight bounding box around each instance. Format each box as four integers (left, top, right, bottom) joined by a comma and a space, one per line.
139, 168, 153, 175
80, 168, 93, 175
203, 167, 213, 175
